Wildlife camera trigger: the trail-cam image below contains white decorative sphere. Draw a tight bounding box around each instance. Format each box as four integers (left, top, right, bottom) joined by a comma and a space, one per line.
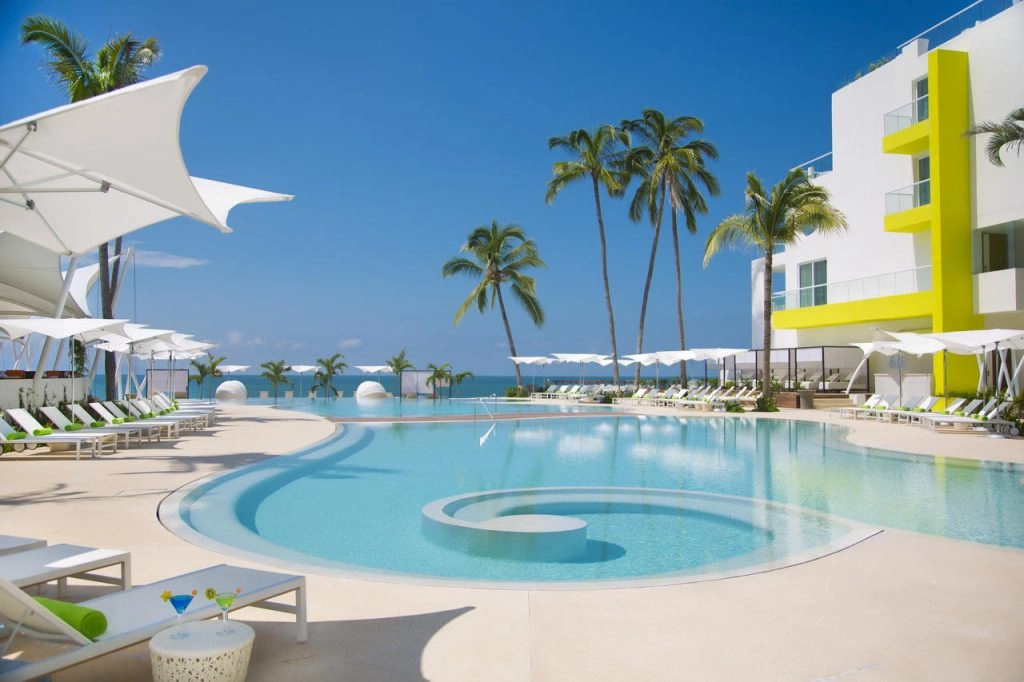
355, 380, 387, 400
215, 380, 248, 401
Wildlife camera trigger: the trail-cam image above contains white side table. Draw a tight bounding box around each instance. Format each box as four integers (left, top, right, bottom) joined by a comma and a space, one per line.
149, 620, 255, 682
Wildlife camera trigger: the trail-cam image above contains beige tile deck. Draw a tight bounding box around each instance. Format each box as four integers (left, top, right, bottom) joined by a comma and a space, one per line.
1, 402, 1022, 681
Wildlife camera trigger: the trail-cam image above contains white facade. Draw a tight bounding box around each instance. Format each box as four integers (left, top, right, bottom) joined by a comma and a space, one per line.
754, 2, 1024, 350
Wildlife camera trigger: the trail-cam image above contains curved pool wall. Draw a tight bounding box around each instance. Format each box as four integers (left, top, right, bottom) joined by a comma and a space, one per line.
286, 396, 617, 419
162, 415, 1024, 588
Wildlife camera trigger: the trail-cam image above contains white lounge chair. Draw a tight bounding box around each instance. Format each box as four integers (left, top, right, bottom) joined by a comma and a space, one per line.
38, 406, 135, 449
0, 563, 307, 682
70, 404, 161, 444
0, 543, 130, 596
0, 536, 46, 558
101, 402, 181, 438
3, 409, 117, 459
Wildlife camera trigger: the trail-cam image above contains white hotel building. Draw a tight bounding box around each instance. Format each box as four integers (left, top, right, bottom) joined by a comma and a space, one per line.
753, 0, 1024, 395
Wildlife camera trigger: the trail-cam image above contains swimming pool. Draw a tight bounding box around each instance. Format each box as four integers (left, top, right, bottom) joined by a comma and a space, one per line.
163, 415, 1024, 588
287, 396, 614, 419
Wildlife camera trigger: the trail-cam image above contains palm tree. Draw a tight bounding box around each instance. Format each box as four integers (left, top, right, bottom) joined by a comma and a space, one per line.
442, 220, 545, 387
425, 362, 452, 399
546, 125, 629, 385
703, 169, 847, 401
189, 354, 225, 400
387, 349, 414, 399
21, 16, 161, 400
966, 108, 1024, 166
260, 360, 292, 403
622, 110, 719, 385
312, 353, 346, 398
451, 369, 475, 398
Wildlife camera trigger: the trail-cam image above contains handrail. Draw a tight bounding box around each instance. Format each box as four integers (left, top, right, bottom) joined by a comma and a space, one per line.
898, 0, 984, 49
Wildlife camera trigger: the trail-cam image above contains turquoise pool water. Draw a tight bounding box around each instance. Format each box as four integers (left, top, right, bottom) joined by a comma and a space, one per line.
285, 396, 613, 419
166, 416, 1024, 586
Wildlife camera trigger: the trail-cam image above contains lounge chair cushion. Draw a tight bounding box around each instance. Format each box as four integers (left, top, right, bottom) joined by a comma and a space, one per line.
6, 431, 27, 440
34, 596, 107, 640
33, 428, 53, 436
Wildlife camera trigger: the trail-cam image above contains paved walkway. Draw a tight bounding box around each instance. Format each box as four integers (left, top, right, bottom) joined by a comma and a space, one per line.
2, 403, 1022, 681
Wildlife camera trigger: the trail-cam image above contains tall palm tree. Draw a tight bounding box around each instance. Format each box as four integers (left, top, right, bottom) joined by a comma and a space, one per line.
387, 349, 414, 399
703, 169, 847, 401
451, 369, 475, 398
260, 360, 292, 403
966, 108, 1024, 167
442, 220, 546, 387
622, 110, 719, 385
313, 353, 346, 398
425, 362, 452, 399
21, 15, 161, 400
189, 354, 225, 400
546, 125, 629, 385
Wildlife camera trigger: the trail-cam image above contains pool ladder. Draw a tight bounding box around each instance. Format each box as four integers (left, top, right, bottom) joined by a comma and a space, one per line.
477, 395, 497, 445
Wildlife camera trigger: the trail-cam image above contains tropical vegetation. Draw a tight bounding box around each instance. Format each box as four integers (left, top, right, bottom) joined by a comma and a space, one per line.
450, 369, 474, 398
621, 110, 719, 384
21, 15, 162, 399
387, 349, 414, 398
312, 353, 346, 398
189, 354, 225, 400
703, 169, 847, 407
966, 108, 1024, 167
442, 220, 545, 387
546, 124, 629, 385
260, 360, 292, 403
425, 362, 452, 399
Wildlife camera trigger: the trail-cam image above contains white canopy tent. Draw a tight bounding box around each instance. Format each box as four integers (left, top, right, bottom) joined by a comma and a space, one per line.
848, 332, 946, 402
509, 356, 553, 389
550, 353, 608, 385
0, 65, 293, 394
290, 365, 320, 398
923, 329, 1024, 397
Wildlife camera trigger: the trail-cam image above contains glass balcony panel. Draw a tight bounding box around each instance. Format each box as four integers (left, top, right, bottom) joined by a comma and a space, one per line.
883, 95, 929, 135
885, 179, 930, 215
773, 266, 932, 312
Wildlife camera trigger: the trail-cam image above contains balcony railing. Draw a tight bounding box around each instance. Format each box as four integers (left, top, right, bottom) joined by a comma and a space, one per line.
883, 95, 929, 135
884, 179, 931, 214
772, 265, 932, 312
791, 152, 833, 179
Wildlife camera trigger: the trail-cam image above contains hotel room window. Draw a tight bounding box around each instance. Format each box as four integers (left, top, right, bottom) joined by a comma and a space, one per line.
799, 260, 827, 307
916, 155, 931, 206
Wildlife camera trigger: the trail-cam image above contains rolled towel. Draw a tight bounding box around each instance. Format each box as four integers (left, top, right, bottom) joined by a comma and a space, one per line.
123, 417, 135, 423
33, 427, 53, 436
112, 418, 125, 424
90, 421, 105, 428
5, 431, 27, 441
33, 596, 107, 640
64, 423, 84, 432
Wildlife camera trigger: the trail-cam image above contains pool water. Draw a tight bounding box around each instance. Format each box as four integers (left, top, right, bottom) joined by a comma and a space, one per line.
288, 396, 613, 419
167, 416, 1024, 587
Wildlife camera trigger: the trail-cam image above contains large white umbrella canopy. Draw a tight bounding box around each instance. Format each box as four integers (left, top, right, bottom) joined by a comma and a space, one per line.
509, 356, 553, 389
0, 66, 294, 256
0, 317, 128, 341
0, 232, 92, 318
355, 365, 393, 374
219, 365, 250, 374
290, 365, 320, 398
551, 353, 608, 385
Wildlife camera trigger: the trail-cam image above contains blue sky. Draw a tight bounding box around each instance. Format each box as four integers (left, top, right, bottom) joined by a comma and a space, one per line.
0, 0, 971, 376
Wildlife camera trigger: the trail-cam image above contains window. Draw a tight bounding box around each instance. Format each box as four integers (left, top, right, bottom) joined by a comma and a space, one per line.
799, 260, 827, 307
916, 155, 931, 206
982, 232, 1010, 272
914, 77, 929, 123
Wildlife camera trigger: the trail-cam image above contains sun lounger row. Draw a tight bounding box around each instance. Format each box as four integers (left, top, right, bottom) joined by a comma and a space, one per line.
832, 394, 1017, 433
2, 396, 215, 459
0, 534, 306, 682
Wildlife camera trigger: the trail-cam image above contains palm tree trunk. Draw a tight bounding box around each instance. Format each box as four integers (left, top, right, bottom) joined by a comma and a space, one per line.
762, 247, 774, 394
671, 209, 687, 384
98, 241, 117, 399
592, 176, 619, 386
495, 285, 522, 386
635, 181, 667, 386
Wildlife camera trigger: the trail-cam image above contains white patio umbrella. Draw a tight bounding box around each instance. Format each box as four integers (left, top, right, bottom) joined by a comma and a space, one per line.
290, 365, 320, 398
689, 348, 747, 385
0, 65, 293, 391
219, 365, 250, 374
356, 364, 396, 396
624, 352, 666, 385
0, 317, 128, 405
550, 353, 607, 386
509, 356, 553, 390
849, 332, 944, 404
925, 329, 1024, 397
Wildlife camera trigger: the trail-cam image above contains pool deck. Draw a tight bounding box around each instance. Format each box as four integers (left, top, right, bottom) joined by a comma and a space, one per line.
2, 402, 1023, 680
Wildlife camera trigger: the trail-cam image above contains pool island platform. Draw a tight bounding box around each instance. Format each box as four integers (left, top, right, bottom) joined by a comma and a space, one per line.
1, 402, 1022, 681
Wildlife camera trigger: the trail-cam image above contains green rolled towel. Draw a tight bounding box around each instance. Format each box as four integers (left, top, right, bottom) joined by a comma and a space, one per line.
913, 407, 924, 413
33, 596, 107, 640
33, 427, 53, 436
6, 432, 26, 441
123, 417, 135, 423
112, 418, 124, 424
139, 413, 152, 419
64, 423, 84, 432
159, 409, 169, 415
953, 411, 965, 417
90, 421, 105, 428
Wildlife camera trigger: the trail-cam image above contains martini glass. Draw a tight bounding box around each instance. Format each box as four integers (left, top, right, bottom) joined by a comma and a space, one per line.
214, 592, 237, 636
168, 594, 194, 639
